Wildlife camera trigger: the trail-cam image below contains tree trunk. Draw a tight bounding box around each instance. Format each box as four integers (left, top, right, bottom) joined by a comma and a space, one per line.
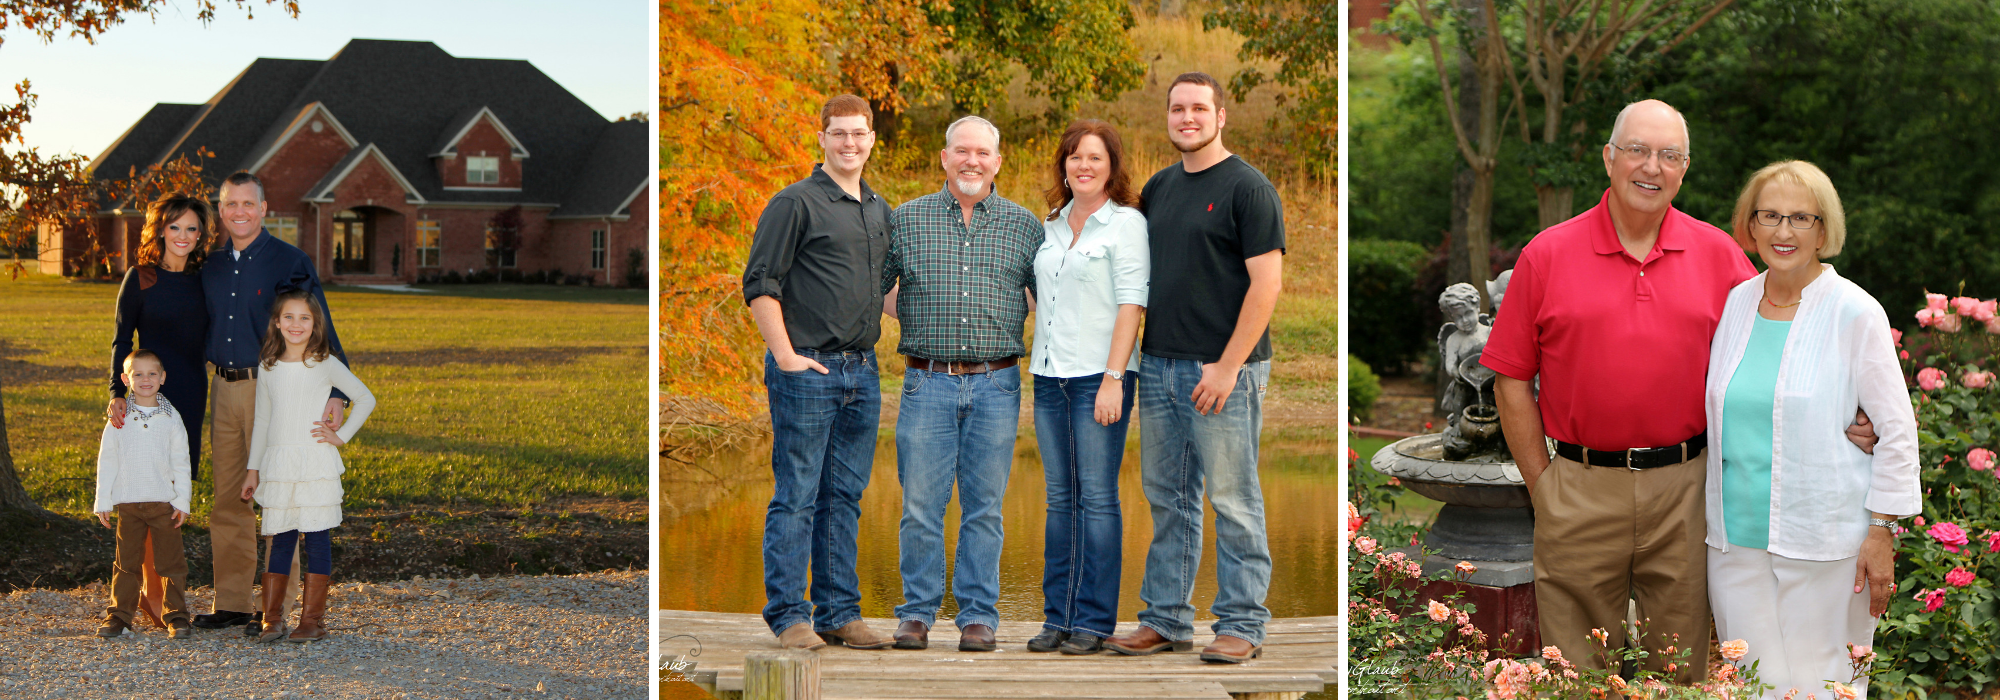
1535, 184, 1576, 231
0, 377, 53, 515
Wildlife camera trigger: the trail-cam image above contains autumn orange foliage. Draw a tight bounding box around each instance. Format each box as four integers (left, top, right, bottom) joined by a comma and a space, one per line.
660, 0, 827, 422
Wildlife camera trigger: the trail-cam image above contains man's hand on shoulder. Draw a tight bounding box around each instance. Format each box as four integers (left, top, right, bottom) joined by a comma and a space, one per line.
106, 397, 127, 428
323, 398, 347, 431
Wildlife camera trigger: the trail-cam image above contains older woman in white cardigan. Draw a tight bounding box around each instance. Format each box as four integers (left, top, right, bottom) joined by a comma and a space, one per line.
1705, 160, 1920, 697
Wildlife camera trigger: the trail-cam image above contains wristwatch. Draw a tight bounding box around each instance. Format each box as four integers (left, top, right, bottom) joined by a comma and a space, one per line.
1105, 369, 1125, 381
1869, 517, 1898, 530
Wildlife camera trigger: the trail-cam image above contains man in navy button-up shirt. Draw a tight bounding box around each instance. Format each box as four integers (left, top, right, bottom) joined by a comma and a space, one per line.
192, 172, 349, 630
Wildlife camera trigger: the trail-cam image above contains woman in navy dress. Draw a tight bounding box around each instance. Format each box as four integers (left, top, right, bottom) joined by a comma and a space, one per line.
106, 193, 215, 627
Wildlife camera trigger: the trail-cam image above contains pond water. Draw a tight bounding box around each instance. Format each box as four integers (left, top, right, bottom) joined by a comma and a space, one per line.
659, 429, 1341, 625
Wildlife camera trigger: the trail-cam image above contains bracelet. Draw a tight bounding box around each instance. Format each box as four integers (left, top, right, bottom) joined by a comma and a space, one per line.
1869, 517, 1897, 530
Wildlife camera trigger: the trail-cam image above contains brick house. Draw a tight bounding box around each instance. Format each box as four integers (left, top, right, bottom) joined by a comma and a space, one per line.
41, 39, 647, 286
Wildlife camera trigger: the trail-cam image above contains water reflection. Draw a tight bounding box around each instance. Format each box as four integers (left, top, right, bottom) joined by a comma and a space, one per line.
660, 430, 1339, 624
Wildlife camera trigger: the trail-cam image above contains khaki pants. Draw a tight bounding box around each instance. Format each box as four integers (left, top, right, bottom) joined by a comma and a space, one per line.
109, 503, 189, 625
209, 373, 260, 613
1533, 452, 1709, 684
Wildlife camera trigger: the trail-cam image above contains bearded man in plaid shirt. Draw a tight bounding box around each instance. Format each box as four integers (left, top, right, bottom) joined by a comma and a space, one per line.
879, 115, 1042, 653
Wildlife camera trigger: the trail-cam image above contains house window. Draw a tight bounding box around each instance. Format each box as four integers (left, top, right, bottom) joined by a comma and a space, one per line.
466, 156, 500, 184
485, 223, 516, 269
416, 220, 441, 267
591, 229, 606, 270
263, 217, 299, 246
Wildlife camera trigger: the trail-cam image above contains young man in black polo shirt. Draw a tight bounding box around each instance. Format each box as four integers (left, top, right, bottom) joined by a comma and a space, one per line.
740, 95, 896, 651
1105, 72, 1285, 664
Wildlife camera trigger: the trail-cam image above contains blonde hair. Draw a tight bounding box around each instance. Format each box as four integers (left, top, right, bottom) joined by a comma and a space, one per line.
1730, 160, 1847, 258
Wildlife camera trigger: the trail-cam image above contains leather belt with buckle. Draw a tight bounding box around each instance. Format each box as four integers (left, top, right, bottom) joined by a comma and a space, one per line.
215, 366, 259, 382
904, 355, 1017, 375
1555, 432, 1706, 470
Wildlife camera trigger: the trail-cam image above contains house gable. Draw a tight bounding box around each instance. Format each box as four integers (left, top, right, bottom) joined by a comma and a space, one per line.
244, 102, 359, 174
305, 143, 425, 204
433, 109, 526, 191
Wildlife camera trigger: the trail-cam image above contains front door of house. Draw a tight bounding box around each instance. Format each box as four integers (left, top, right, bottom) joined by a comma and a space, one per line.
333, 209, 371, 274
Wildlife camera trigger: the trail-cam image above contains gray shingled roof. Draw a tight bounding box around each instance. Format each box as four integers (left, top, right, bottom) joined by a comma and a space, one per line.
92, 39, 642, 212
551, 120, 645, 219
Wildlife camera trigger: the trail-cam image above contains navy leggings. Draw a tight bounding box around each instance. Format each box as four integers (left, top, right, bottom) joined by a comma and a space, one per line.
269, 529, 332, 576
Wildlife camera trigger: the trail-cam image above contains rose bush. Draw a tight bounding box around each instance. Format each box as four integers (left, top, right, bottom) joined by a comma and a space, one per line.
1872, 289, 2000, 697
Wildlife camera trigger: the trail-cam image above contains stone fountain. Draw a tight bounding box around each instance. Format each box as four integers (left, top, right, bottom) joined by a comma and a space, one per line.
1370, 272, 1545, 654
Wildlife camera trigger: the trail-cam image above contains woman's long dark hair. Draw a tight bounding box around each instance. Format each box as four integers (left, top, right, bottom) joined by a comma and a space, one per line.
135, 194, 216, 270
259, 289, 333, 370
1043, 119, 1138, 222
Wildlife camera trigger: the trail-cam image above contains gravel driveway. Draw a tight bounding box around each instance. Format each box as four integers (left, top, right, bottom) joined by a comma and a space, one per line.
0, 570, 647, 699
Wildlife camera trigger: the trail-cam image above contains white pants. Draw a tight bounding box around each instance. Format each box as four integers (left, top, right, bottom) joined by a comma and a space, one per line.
1708, 545, 1874, 699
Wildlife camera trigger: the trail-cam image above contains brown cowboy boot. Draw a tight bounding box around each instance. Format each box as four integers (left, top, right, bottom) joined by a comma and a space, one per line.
287, 573, 331, 642
256, 573, 291, 643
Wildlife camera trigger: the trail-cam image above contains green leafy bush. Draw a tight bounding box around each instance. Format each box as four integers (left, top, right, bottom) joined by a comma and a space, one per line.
1349, 239, 1432, 372
1349, 354, 1383, 424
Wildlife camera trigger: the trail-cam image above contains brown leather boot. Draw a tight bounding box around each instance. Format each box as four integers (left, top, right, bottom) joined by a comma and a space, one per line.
286, 573, 330, 642
255, 573, 290, 643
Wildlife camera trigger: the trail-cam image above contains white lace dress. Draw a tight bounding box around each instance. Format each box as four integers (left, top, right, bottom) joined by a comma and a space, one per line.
249, 356, 375, 535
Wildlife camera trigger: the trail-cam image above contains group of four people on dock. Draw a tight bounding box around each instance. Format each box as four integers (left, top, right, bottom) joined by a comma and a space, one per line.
739, 71, 1285, 663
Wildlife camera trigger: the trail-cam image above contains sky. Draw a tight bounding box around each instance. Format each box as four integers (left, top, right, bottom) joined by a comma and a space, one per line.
0, 0, 652, 160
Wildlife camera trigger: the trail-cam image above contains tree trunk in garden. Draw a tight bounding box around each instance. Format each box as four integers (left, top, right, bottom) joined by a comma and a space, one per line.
1535, 184, 1575, 231
0, 377, 53, 516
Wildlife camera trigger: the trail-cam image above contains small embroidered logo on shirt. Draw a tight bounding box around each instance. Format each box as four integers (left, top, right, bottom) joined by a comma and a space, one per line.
1207, 203, 1214, 212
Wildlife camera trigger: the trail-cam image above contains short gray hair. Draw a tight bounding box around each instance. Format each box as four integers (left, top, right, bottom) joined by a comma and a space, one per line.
943, 115, 1001, 150
1607, 100, 1690, 155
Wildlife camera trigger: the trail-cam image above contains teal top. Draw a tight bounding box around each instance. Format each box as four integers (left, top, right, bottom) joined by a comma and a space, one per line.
1722, 315, 1790, 550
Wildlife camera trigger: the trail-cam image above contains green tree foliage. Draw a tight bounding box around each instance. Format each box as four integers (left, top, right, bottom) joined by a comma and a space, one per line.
1204, 0, 1337, 177
934, 0, 1145, 121
1348, 239, 1434, 372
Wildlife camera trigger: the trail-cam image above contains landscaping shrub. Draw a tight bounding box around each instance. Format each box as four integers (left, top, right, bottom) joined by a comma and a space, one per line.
1348, 354, 1382, 424
1349, 239, 1432, 373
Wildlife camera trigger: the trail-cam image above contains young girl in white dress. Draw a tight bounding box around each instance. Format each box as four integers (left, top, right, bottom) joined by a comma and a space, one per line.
239, 289, 375, 643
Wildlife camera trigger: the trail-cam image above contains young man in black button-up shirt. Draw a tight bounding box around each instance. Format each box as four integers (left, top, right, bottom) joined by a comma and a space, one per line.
740, 95, 896, 652
194, 172, 348, 632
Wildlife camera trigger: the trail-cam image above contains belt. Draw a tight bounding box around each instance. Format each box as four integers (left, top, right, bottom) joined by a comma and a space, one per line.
215, 365, 259, 382
1555, 432, 1705, 470
904, 355, 1017, 375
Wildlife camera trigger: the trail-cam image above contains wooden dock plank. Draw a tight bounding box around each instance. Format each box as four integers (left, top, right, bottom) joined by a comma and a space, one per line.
660, 610, 1336, 699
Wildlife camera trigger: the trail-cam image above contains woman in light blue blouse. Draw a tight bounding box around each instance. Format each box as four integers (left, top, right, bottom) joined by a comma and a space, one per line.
1024, 120, 1149, 655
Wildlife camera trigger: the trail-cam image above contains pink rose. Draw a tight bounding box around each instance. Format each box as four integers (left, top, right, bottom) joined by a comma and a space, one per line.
1346, 502, 1362, 539
1930, 521, 1970, 552
1917, 516, 1927, 527
1938, 313, 1964, 333
1972, 371, 2000, 389
1832, 682, 1860, 700
1917, 307, 1944, 327
1455, 560, 1479, 577
1977, 299, 1999, 322
1919, 367, 1947, 391
1988, 317, 2000, 335
1947, 566, 1977, 587
1355, 536, 1378, 555
1928, 292, 1950, 312
1921, 588, 1948, 612
1952, 296, 1982, 317
1428, 599, 1451, 622
1891, 328, 1904, 347
1849, 644, 1876, 664
1902, 350, 1912, 360
1971, 448, 1997, 471
1987, 531, 2000, 553
1720, 638, 1749, 661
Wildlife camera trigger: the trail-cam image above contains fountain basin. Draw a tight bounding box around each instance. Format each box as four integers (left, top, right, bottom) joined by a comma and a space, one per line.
1371, 433, 1535, 562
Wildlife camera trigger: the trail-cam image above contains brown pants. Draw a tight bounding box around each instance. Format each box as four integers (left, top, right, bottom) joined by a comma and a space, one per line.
1533, 452, 1709, 684
209, 373, 260, 613
109, 502, 189, 625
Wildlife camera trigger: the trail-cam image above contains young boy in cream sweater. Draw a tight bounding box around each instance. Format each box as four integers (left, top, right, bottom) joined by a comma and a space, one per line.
94, 350, 194, 639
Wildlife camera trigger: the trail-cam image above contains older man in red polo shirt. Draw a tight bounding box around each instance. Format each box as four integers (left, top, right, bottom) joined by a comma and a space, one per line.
1482, 99, 1873, 683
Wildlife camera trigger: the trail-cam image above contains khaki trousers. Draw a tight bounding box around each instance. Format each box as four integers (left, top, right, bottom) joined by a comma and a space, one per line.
1533, 452, 1709, 684
109, 502, 189, 625
208, 373, 260, 613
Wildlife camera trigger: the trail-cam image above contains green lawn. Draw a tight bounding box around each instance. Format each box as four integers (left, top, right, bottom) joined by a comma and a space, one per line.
0, 274, 646, 518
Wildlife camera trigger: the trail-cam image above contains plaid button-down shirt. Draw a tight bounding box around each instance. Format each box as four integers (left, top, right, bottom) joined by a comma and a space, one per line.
882, 184, 1042, 362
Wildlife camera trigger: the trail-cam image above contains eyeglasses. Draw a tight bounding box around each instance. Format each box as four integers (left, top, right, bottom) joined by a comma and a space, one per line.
1607, 143, 1688, 170
823, 130, 874, 142
1752, 210, 1822, 229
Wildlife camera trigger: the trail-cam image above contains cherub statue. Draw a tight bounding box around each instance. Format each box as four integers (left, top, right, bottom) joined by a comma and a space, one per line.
1486, 269, 1512, 317
1436, 283, 1491, 427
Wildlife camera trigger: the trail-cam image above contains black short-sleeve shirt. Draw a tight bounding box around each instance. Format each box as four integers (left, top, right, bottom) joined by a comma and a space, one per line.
741, 165, 894, 352
1138, 155, 1286, 363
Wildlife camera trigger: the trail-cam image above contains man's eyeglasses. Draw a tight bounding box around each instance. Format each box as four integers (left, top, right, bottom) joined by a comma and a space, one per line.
823, 130, 874, 142
1607, 143, 1688, 170
1752, 210, 1822, 229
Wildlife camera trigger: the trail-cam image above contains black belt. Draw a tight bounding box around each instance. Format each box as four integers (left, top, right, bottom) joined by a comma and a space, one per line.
1555, 432, 1705, 470
215, 366, 258, 382
904, 355, 1017, 375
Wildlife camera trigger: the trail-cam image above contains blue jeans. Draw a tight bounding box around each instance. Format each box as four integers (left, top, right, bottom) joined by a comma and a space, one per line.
761, 349, 880, 635
1135, 354, 1272, 645
1033, 373, 1135, 638
893, 364, 1022, 631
